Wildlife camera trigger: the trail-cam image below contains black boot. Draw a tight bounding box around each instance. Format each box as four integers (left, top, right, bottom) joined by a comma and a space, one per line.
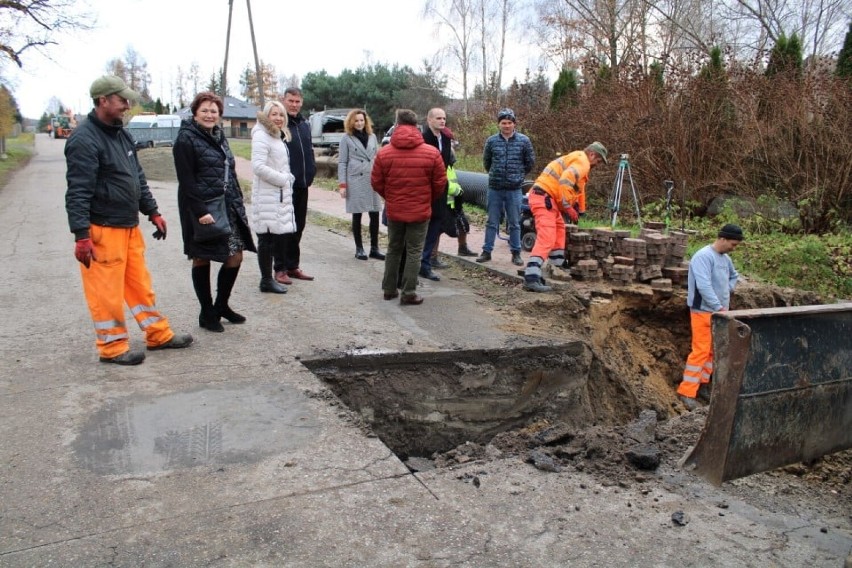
215, 265, 246, 324
192, 264, 224, 332
355, 247, 368, 260
368, 211, 384, 260
259, 277, 288, 294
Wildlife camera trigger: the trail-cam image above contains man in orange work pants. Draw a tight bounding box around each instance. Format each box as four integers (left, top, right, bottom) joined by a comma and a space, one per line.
676, 224, 744, 410
523, 142, 608, 292
66, 75, 192, 365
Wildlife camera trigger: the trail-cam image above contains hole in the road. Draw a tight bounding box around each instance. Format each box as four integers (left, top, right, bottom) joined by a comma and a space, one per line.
301, 344, 597, 469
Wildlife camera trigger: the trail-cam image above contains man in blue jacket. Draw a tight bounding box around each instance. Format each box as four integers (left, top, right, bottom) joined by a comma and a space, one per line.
477, 108, 535, 266
274, 87, 317, 283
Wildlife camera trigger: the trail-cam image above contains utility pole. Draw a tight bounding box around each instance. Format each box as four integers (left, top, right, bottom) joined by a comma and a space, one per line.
247, 0, 264, 107
222, 0, 263, 106
222, 0, 234, 99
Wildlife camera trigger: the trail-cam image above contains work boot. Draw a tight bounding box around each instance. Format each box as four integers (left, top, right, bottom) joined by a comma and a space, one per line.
511, 251, 524, 266
355, 247, 368, 260
148, 332, 194, 351
458, 244, 477, 257
260, 277, 288, 294
369, 247, 386, 260
679, 395, 699, 411
523, 279, 552, 293
100, 349, 146, 365
476, 251, 491, 263
431, 258, 450, 269
697, 383, 712, 403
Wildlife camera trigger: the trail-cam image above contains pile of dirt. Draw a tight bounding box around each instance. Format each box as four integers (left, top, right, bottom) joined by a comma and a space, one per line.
430, 266, 849, 520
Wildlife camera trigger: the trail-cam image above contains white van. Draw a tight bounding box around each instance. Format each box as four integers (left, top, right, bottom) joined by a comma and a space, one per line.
127, 114, 182, 148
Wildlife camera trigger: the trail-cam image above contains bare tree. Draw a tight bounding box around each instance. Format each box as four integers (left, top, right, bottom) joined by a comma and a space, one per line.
530, 0, 591, 71
548, 0, 651, 76
425, 0, 477, 115
105, 47, 151, 100
643, 0, 848, 64
0, 0, 93, 68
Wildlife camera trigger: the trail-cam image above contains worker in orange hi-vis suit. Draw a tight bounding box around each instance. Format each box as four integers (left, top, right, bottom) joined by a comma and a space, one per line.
676, 224, 745, 410
65, 75, 193, 366
522, 142, 609, 292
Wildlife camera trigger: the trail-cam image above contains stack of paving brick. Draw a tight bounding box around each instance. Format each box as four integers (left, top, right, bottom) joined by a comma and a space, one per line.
620, 237, 656, 282
609, 256, 635, 286
609, 229, 632, 256
570, 259, 602, 281
566, 231, 593, 264
662, 230, 690, 287
591, 228, 614, 262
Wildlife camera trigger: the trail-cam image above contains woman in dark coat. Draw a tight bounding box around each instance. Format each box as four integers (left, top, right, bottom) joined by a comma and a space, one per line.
173, 91, 256, 332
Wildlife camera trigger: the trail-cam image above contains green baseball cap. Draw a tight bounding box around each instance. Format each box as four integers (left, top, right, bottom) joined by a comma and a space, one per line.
586, 141, 608, 164
89, 75, 140, 101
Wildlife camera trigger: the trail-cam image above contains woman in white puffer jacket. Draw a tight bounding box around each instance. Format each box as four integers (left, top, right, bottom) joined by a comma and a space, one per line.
251, 101, 297, 294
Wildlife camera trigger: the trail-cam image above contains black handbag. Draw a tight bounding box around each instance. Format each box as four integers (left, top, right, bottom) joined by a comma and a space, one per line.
192, 195, 231, 242
192, 151, 232, 242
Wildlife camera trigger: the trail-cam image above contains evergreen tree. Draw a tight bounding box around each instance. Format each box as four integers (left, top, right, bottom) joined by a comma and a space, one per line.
766, 33, 803, 77
550, 68, 579, 109
836, 22, 852, 78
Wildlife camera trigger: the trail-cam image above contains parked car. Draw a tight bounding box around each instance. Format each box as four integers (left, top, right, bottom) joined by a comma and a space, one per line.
309, 108, 351, 156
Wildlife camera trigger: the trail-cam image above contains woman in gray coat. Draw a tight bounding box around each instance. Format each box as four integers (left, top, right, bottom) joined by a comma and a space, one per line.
337, 109, 384, 260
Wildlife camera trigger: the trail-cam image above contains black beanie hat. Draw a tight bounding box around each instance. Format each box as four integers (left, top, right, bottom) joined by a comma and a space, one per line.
718, 224, 745, 241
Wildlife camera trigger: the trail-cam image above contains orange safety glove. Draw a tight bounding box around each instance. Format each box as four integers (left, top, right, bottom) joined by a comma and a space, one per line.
74, 238, 95, 268
149, 214, 167, 240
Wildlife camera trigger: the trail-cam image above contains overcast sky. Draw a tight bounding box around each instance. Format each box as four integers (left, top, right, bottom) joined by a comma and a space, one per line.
6, 0, 545, 119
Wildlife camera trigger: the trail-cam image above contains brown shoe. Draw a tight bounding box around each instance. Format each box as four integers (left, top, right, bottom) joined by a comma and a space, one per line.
287, 268, 314, 281
274, 271, 292, 285
383, 291, 399, 300
400, 294, 424, 305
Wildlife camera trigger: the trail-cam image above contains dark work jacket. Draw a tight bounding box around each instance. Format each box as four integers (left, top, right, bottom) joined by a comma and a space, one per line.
286, 113, 316, 190
421, 127, 455, 221
65, 110, 159, 240
172, 119, 256, 261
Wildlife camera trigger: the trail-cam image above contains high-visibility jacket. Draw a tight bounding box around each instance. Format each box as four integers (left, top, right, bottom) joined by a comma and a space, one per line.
446, 165, 462, 207
532, 150, 591, 214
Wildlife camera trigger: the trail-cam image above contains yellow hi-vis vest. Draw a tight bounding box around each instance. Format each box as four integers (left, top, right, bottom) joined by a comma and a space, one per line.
446, 165, 462, 207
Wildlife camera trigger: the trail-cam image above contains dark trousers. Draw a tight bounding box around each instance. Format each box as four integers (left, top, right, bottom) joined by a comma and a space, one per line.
383, 220, 428, 297
420, 198, 446, 272
274, 186, 308, 272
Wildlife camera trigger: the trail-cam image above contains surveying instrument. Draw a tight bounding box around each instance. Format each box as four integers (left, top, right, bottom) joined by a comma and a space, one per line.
607, 154, 642, 228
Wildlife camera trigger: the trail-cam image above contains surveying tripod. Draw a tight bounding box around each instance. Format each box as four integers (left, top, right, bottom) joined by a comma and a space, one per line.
607, 154, 642, 228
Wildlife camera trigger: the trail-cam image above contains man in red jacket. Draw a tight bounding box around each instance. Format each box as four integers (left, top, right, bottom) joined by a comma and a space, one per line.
372, 109, 447, 305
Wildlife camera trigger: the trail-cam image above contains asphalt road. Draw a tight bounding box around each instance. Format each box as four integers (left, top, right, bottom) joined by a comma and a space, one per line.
0, 134, 849, 567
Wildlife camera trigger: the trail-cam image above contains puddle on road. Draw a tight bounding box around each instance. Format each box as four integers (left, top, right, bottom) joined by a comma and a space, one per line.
74, 384, 319, 475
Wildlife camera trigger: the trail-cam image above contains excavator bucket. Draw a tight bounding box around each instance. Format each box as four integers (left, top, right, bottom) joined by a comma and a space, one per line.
683, 303, 852, 485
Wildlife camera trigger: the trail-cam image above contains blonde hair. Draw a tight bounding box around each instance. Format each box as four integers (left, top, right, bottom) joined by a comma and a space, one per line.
263, 100, 291, 142
344, 109, 373, 136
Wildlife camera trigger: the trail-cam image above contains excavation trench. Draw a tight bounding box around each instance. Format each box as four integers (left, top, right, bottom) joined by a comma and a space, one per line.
301, 291, 694, 465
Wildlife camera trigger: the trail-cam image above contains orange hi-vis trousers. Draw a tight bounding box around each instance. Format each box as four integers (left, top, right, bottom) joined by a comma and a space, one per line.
524, 191, 566, 282
677, 311, 713, 399
79, 225, 174, 359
